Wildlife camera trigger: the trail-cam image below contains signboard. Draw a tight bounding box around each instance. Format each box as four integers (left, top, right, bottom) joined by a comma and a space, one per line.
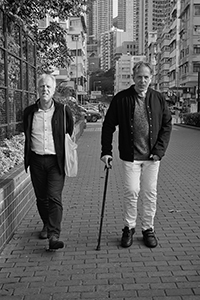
77, 91, 87, 95
91, 91, 102, 96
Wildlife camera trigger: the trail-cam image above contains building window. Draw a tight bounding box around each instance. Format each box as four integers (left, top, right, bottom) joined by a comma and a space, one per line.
194, 25, 200, 34
183, 63, 189, 74
72, 35, 79, 41
193, 63, 200, 72
194, 45, 200, 54
194, 4, 200, 16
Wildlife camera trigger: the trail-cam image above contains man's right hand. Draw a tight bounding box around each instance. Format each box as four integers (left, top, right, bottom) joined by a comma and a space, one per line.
101, 155, 112, 168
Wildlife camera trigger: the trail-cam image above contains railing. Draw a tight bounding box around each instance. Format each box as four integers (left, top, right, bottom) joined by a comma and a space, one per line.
0, 8, 37, 140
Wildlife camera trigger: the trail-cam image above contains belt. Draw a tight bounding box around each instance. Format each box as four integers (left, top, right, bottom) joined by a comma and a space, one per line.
31, 151, 56, 157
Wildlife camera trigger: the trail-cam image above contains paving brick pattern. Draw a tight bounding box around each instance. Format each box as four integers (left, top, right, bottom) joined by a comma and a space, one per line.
0, 123, 200, 300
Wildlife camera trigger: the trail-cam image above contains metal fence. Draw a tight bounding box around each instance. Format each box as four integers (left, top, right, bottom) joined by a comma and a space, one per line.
0, 8, 37, 140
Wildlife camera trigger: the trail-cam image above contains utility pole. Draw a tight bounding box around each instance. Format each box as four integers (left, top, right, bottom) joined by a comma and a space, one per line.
75, 35, 79, 102
198, 71, 200, 113
72, 34, 79, 102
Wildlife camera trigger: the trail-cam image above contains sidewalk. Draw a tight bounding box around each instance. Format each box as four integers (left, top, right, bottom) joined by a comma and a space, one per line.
0, 122, 200, 300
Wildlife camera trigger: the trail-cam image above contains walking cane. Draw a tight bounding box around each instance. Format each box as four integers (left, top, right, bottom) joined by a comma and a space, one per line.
96, 160, 112, 251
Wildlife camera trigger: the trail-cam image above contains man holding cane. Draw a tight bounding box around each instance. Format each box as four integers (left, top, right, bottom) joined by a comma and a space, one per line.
101, 61, 172, 248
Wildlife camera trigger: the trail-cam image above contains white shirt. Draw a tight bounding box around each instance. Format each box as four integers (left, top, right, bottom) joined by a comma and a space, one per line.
31, 103, 56, 155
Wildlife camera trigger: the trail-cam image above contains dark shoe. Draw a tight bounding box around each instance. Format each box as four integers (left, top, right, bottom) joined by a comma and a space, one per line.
142, 228, 158, 248
121, 226, 135, 248
39, 225, 47, 239
49, 236, 64, 250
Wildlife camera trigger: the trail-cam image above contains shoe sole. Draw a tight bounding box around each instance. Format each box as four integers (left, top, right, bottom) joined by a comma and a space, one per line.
49, 241, 64, 250
121, 238, 133, 248
121, 243, 132, 248
143, 242, 158, 248
143, 238, 158, 248
39, 234, 48, 239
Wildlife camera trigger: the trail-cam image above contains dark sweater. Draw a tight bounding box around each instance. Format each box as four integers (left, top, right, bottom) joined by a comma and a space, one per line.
134, 95, 150, 160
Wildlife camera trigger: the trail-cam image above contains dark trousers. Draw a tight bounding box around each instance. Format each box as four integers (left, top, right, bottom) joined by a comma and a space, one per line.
30, 152, 65, 238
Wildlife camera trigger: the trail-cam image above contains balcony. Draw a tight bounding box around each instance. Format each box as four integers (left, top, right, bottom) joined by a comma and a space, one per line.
180, 0, 190, 18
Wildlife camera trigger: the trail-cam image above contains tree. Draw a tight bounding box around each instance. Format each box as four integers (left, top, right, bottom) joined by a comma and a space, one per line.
1, 0, 91, 72
90, 68, 114, 95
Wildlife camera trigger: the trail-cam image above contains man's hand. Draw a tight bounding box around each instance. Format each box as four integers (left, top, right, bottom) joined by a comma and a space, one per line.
101, 155, 112, 168
149, 154, 160, 162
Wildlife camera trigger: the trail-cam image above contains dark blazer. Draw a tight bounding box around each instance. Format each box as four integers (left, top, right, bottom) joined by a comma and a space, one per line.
23, 99, 74, 174
101, 85, 172, 161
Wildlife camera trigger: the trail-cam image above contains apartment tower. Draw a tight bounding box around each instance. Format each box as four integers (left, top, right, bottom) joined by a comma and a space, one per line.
118, 0, 171, 55
87, 0, 113, 72
88, 0, 113, 42
118, 0, 138, 50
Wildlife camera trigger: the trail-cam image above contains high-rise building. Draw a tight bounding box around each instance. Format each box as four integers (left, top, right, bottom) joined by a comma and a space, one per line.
117, 0, 126, 31
117, 0, 137, 42
86, 0, 113, 92
87, 0, 113, 43
153, 0, 200, 112
86, 1, 113, 63
100, 28, 136, 72
117, 0, 171, 55
100, 31, 113, 71
93, 0, 113, 41
137, 0, 171, 55
178, 0, 200, 108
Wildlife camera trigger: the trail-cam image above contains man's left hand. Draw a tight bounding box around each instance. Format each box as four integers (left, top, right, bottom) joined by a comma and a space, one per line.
150, 154, 160, 161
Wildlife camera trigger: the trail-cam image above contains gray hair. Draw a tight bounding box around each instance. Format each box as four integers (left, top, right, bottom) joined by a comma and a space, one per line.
37, 74, 56, 91
132, 61, 153, 76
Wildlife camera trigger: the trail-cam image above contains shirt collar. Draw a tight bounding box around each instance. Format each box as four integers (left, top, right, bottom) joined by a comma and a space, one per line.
37, 99, 55, 112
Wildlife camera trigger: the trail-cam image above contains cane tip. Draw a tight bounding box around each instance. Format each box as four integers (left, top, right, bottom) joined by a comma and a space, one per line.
96, 246, 101, 251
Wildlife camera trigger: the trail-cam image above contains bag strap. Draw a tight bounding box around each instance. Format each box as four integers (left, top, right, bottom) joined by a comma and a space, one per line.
63, 104, 66, 133
63, 104, 76, 142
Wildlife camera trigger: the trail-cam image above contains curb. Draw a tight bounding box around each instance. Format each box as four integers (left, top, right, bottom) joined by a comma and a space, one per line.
174, 123, 200, 130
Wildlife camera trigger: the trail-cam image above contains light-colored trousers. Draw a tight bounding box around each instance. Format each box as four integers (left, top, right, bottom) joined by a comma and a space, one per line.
122, 160, 160, 231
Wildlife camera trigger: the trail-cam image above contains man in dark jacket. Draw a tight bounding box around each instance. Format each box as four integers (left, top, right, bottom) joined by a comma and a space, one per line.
23, 73, 74, 250
101, 61, 172, 248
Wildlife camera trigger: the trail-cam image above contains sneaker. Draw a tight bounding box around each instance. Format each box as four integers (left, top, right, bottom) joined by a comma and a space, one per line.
142, 228, 158, 248
39, 225, 48, 239
49, 236, 64, 250
121, 226, 135, 248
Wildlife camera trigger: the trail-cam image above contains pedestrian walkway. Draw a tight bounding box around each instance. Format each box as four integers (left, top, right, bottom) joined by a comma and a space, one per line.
0, 122, 200, 300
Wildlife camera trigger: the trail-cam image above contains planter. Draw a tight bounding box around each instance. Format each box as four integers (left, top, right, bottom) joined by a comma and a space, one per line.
0, 120, 85, 253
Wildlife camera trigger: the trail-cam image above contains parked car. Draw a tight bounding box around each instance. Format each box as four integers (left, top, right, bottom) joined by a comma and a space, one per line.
85, 109, 101, 122
82, 105, 99, 112
78, 105, 87, 114
169, 105, 182, 115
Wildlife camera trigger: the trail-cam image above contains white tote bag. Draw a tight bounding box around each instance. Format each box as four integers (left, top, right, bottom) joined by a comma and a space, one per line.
64, 105, 78, 177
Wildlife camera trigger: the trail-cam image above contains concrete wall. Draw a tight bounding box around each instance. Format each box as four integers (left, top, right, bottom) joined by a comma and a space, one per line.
0, 120, 85, 253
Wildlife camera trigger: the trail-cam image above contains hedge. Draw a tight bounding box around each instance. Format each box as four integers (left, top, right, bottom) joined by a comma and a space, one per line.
182, 112, 200, 127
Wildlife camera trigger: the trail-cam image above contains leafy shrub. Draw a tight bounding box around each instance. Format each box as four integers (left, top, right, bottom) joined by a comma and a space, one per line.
54, 90, 85, 123
182, 113, 200, 127
0, 133, 24, 176
54, 95, 84, 123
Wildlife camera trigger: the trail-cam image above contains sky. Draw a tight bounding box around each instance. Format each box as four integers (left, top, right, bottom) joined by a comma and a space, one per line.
113, 0, 118, 18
